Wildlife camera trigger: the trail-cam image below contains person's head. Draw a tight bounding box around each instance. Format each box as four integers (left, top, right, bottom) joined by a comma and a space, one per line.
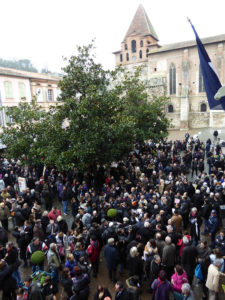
219, 230, 225, 238
115, 281, 124, 292
62, 267, 70, 278
165, 236, 172, 245
57, 215, 63, 222
175, 264, 184, 276
182, 236, 190, 245
73, 265, 82, 276
24, 276, 33, 288
6, 241, 14, 251
200, 240, 207, 249
182, 283, 191, 295
33, 237, 40, 246
67, 253, 74, 262
130, 246, 138, 258
159, 270, 167, 281
50, 243, 57, 251
213, 258, 222, 269
154, 254, 161, 264
108, 238, 115, 246
16, 288, 24, 297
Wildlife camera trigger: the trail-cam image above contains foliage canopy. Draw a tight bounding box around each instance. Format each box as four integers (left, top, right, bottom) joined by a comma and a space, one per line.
0, 44, 170, 171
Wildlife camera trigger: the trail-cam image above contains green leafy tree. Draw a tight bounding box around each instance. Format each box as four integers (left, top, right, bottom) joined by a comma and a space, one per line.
0, 99, 50, 164
0, 44, 170, 171
0, 58, 38, 72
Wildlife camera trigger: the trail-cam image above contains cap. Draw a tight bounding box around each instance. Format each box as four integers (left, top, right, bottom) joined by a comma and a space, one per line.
211, 210, 216, 213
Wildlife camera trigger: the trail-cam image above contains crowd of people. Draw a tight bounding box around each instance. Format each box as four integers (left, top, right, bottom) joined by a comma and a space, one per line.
0, 132, 224, 300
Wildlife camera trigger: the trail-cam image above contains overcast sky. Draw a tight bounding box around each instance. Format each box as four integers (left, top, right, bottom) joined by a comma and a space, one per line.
1, 0, 225, 72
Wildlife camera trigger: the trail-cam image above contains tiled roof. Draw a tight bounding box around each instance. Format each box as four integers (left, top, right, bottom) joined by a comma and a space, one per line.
123, 4, 158, 42
150, 34, 225, 54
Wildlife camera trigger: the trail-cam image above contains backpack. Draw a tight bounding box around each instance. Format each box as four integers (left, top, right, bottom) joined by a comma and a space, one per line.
195, 263, 203, 281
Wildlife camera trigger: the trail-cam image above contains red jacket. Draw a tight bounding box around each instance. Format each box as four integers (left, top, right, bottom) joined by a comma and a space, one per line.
87, 240, 100, 262
48, 209, 61, 222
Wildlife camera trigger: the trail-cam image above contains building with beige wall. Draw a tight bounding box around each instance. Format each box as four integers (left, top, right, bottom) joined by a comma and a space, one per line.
114, 4, 225, 130
0, 67, 60, 126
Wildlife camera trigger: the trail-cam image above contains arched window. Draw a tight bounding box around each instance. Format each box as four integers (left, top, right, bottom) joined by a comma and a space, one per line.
169, 64, 176, 94
125, 44, 128, 50
4, 81, 13, 98
168, 104, 174, 113
199, 65, 205, 93
120, 54, 123, 62
126, 53, 129, 61
200, 103, 207, 112
140, 40, 143, 47
131, 40, 136, 53
139, 50, 142, 59
146, 48, 149, 57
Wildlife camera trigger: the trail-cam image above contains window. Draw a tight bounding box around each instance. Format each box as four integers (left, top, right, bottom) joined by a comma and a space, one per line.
146, 48, 149, 57
199, 66, 205, 93
168, 104, 174, 113
139, 50, 142, 59
200, 103, 207, 112
4, 107, 14, 124
131, 40, 136, 53
140, 40, 143, 47
4, 81, 13, 98
126, 53, 129, 61
120, 54, 123, 62
125, 44, 128, 50
36, 88, 43, 102
169, 64, 176, 94
19, 83, 26, 99
47, 89, 53, 101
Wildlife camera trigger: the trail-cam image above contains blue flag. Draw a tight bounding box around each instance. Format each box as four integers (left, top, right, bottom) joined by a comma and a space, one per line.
190, 22, 225, 110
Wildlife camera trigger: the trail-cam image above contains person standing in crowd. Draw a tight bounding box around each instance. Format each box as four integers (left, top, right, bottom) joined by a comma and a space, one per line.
104, 238, 119, 283
206, 259, 225, 300
181, 283, 194, 300
151, 270, 172, 300
114, 281, 130, 300
208, 209, 219, 248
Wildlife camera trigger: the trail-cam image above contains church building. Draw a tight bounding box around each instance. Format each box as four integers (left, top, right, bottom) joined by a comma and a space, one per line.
113, 4, 225, 130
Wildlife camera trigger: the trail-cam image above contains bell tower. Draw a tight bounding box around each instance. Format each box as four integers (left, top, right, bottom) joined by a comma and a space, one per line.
113, 4, 160, 67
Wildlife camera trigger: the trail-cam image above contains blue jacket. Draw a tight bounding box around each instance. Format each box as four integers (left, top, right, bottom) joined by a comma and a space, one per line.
104, 244, 119, 270
208, 215, 218, 233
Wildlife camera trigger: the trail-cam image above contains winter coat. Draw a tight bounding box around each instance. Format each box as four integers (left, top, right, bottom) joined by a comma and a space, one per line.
127, 254, 143, 278
151, 279, 172, 300
104, 244, 119, 270
215, 234, 225, 256
171, 271, 188, 293
57, 219, 68, 234
72, 273, 90, 299
181, 244, 197, 278
87, 240, 100, 263
162, 243, 176, 267
27, 282, 43, 300
115, 288, 130, 300
0, 205, 10, 221
0, 226, 8, 244
14, 209, 25, 227
206, 264, 220, 292
208, 215, 218, 234
47, 248, 61, 269
65, 259, 77, 276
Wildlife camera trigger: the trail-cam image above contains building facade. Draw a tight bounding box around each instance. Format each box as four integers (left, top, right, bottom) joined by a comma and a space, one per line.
114, 4, 225, 130
0, 67, 60, 127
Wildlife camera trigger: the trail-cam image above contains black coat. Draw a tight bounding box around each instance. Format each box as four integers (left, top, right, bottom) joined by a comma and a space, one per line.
126, 255, 143, 278
115, 288, 130, 300
181, 244, 197, 277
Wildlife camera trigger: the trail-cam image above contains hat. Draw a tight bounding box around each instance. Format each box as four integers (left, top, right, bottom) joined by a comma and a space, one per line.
211, 210, 216, 213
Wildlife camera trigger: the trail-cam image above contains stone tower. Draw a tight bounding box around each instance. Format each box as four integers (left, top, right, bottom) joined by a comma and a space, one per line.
113, 4, 160, 67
